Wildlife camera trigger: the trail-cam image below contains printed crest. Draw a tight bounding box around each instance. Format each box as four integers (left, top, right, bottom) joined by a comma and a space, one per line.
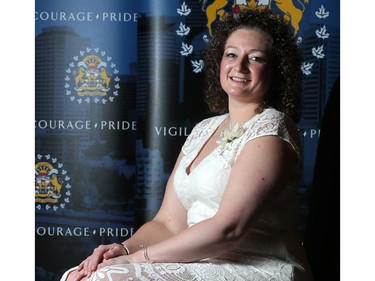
65, 47, 120, 104
35, 154, 72, 211
176, 0, 329, 76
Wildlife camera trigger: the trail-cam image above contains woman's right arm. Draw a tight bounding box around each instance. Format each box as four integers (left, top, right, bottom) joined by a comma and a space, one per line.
121, 151, 188, 253
76, 152, 188, 277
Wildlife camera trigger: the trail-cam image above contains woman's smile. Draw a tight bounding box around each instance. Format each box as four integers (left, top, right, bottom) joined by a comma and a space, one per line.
230, 76, 250, 83
220, 28, 273, 102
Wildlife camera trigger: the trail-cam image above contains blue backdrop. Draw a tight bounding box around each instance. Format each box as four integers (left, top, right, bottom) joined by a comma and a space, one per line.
35, 1, 339, 280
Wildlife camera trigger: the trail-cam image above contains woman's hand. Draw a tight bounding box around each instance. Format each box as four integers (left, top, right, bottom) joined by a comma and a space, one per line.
74, 243, 127, 280
96, 253, 137, 269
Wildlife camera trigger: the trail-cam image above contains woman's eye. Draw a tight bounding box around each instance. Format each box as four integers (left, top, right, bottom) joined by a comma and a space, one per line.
249, 56, 266, 63
226, 53, 236, 58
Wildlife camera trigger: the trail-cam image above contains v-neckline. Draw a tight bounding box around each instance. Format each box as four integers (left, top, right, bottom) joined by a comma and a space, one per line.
184, 110, 265, 176
185, 114, 228, 176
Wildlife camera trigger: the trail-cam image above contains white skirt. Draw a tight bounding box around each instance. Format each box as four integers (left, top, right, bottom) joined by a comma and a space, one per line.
60, 257, 302, 281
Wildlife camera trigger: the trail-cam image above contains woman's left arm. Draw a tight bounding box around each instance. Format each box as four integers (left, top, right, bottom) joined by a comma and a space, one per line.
100, 136, 298, 266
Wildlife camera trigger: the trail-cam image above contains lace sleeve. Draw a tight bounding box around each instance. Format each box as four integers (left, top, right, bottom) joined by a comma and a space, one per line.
235, 109, 301, 160
181, 115, 225, 155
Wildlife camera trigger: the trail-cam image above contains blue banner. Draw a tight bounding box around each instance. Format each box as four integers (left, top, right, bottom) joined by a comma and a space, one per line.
35, 1, 339, 280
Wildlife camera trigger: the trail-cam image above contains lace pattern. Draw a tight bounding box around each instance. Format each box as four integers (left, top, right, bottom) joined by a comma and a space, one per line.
80, 257, 295, 281
171, 108, 307, 273
182, 108, 300, 165
181, 114, 227, 155
60, 108, 312, 281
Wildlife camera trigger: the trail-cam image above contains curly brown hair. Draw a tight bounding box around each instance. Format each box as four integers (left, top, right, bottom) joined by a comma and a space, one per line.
203, 8, 302, 123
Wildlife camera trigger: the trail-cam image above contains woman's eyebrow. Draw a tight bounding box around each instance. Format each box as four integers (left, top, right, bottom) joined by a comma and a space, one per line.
224, 46, 269, 53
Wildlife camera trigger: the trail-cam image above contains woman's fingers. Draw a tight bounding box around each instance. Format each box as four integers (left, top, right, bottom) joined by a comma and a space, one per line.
103, 243, 125, 259
74, 243, 126, 280
76, 245, 106, 277
97, 254, 133, 270
73, 269, 89, 281
77, 259, 85, 271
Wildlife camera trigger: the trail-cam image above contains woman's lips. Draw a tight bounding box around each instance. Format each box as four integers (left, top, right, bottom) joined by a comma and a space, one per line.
230, 76, 250, 83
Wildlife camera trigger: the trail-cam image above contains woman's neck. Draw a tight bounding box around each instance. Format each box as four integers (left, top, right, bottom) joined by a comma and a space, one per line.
227, 102, 261, 125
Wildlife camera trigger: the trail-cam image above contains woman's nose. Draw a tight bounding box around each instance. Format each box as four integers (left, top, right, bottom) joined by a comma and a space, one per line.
234, 57, 249, 73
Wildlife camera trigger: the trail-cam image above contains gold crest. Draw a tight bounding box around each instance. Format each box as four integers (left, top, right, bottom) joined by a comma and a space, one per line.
35, 162, 63, 204
74, 55, 111, 97
202, 0, 309, 36
35, 154, 72, 211
65, 47, 120, 104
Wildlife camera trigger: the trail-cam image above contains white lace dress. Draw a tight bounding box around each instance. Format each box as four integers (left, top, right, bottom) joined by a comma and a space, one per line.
61, 108, 313, 281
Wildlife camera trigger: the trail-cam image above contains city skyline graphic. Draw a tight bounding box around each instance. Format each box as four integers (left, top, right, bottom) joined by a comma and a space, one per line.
35, 1, 339, 280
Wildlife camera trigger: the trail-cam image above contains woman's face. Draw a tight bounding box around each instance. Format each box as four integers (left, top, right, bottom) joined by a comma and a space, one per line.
220, 28, 273, 104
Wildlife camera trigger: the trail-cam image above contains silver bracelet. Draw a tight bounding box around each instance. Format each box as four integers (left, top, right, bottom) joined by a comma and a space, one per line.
139, 245, 153, 263
119, 243, 130, 255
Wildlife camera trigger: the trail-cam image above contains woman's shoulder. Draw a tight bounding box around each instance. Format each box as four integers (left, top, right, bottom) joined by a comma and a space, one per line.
242, 108, 300, 154
192, 114, 227, 132
182, 114, 227, 154
258, 107, 291, 121
253, 108, 297, 131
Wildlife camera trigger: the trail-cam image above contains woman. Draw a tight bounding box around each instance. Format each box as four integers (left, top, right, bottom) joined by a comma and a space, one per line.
62, 9, 312, 281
